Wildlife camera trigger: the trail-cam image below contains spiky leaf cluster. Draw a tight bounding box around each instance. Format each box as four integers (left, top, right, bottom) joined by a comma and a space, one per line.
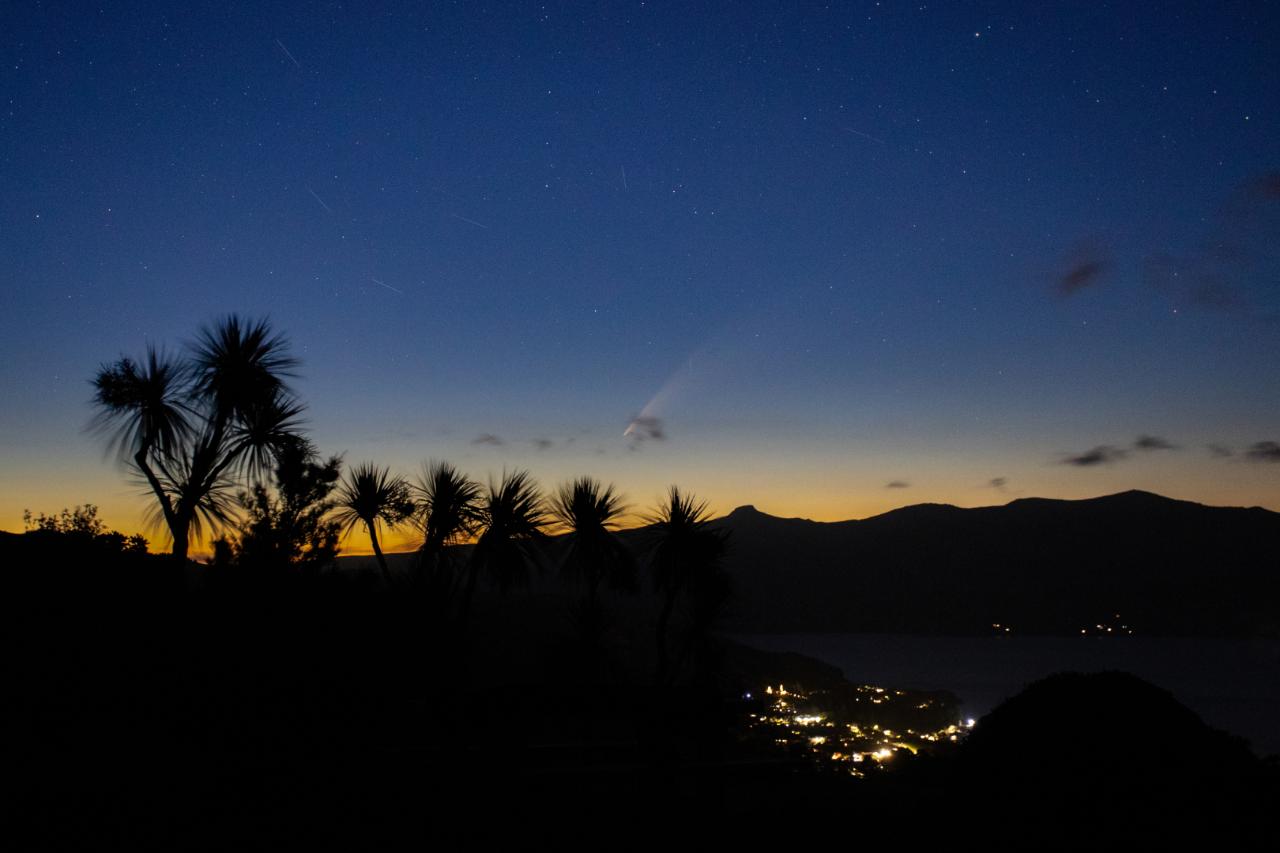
89, 315, 305, 557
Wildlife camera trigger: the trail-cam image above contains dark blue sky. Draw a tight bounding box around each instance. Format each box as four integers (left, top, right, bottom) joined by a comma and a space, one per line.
3, 1, 1277, 545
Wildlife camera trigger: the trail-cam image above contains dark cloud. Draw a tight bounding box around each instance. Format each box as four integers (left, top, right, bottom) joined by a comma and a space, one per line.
624, 415, 666, 441
1063, 437, 1177, 465
885, 480, 911, 489
1244, 171, 1280, 201
1054, 242, 1112, 296
1144, 172, 1280, 317
1244, 441, 1280, 463
1134, 435, 1177, 451
1144, 254, 1239, 310
531, 438, 553, 451
471, 433, 504, 447
1061, 446, 1128, 467
987, 477, 1008, 490
1057, 261, 1109, 296
1206, 443, 1234, 458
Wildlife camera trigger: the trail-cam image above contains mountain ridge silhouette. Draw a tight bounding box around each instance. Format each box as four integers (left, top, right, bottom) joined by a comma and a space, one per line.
324, 490, 1279, 637
701, 490, 1280, 636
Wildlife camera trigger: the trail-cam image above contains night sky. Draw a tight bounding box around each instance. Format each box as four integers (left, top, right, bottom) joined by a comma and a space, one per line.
3, 1, 1277, 551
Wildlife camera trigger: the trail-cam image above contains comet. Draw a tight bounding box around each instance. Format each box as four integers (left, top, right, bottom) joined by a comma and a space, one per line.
623, 355, 700, 441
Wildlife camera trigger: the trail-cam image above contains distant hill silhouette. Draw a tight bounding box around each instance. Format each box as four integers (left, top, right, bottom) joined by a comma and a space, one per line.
704, 491, 1280, 636
334, 490, 1280, 637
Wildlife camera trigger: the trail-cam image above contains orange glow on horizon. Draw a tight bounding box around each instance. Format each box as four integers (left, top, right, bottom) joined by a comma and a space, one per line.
5, 466, 1279, 559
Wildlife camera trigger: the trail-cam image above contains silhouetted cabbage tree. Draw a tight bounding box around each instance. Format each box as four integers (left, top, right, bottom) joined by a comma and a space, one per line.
646, 486, 729, 684
90, 317, 304, 563
458, 470, 548, 634
551, 477, 635, 639
412, 460, 482, 605
335, 462, 414, 586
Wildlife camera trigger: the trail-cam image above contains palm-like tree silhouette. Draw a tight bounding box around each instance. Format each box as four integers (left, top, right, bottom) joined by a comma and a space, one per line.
90, 317, 303, 563
226, 390, 308, 484
334, 463, 414, 587
90, 345, 190, 461
551, 477, 635, 637
458, 470, 548, 633
646, 486, 728, 684
412, 460, 482, 602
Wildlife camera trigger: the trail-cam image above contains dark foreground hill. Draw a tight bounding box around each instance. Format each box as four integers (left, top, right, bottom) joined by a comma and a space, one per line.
705, 491, 1280, 636
835, 671, 1280, 847
7, 517, 1279, 846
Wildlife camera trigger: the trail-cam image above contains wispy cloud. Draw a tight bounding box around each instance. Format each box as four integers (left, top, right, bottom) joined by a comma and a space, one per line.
885, 480, 911, 489
987, 477, 1008, 490
1134, 434, 1177, 451
531, 438, 553, 451
1144, 172, 1280, 317
1058, 260, 1109, 296
1244, 441, 1280, 463
1054, 242, 1112, 296
1061, 445, 1128, 467
471, 433, 504, 447
1244, 172, 1280, 201
1206, 443, 1234, 458
1062, 436, 1180, 466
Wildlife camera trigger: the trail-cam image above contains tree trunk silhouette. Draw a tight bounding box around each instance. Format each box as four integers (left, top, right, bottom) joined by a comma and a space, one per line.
171, 526, 189, 566
132, 447, 185, 564
457, 555, 481, 639
654, 589, 676, 685
365, 517, 392, 587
